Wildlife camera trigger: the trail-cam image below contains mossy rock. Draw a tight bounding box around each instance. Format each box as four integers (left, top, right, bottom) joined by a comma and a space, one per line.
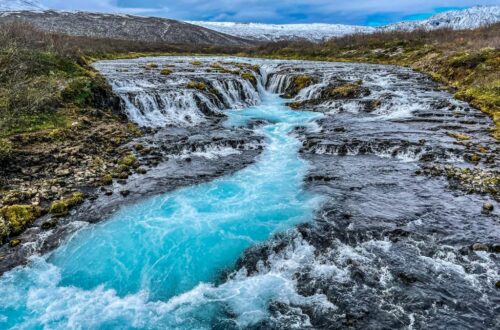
325, 82, 365, 99
284, 75, 316, 98
119, 153, 137, 167
101, 174, 113, 185
144, 63, 159, 69
186, 81, 208, 90
240, 72, 257, 87
9, 239, 21, 248
190, 61, 202, 66
210, 63, 223, 70
49, 192, 84, 217
0, 205, 42, 237
160, 69, 172, 76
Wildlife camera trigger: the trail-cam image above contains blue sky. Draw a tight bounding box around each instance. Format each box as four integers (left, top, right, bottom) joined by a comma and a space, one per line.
39, 1, 498, 25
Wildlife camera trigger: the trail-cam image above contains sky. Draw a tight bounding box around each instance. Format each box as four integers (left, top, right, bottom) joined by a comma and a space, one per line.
39, 1, 499, 25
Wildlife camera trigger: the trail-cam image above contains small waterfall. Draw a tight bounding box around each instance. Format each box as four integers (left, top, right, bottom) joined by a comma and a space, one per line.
94, 57, 264, 128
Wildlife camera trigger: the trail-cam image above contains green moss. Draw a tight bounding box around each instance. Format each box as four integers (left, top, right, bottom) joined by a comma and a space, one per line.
101, 174, 113, 185
240, 72, 257, 86
190, 60, 202, 66
9, 239, 21, 248
294, 75, 314, 90
0, 205, 42, 235
119, 153, 137, 167
186, 81, 208, 90
49, 192, 84, 217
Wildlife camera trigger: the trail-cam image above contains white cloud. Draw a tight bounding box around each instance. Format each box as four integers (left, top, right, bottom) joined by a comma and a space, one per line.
38, 0, 499, 23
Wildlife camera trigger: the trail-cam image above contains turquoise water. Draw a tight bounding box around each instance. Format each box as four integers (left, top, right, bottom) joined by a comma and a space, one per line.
0, 92, 323, 329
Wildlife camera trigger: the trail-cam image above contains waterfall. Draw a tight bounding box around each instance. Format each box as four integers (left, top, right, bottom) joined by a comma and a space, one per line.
94, 57, 264, 128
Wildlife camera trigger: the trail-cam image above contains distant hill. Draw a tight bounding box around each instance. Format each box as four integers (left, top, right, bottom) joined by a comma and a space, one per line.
0, 10, 253, 46
186, 21, 376, 42
189, 6, 500, 42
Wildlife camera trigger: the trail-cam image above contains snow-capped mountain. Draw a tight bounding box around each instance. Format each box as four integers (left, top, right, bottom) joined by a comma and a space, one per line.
185, 21, 376, 42
0, 2, 498, 43
189, 6, 500, 42
382, 6, 500, 31
0, 0, 45, 11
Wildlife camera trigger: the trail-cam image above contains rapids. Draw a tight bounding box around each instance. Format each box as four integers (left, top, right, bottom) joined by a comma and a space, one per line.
0, 91, 324, 329
0, 57, 498, 329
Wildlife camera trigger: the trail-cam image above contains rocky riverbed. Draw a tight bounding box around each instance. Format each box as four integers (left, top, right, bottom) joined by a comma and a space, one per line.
0, 57, 499, 329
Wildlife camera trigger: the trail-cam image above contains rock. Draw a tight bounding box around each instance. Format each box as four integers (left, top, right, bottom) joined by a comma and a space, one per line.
41, 220, 58, 230
482, 203, 494, 213
496, 281, 500, 288
120, 190, 130, 197
472, 243, 489, 252
397, 272, 418, 284
9, 239, 21, 247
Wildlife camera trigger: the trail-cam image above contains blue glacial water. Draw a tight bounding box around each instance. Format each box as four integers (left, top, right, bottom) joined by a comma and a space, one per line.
0, 92, 324, 329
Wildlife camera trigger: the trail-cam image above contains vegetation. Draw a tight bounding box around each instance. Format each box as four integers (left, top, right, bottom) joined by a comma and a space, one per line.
0, 205, 42, 243
246, 23, 500, 138
186, 81, 208, 90
49, 192, 84, 217
0, 22, 122, 138
240, 72, 257, 86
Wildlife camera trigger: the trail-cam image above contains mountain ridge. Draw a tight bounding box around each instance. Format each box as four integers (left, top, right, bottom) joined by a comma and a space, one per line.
0, 10, 253, 46
189, 6, 500, 41
0, 2, 498, 43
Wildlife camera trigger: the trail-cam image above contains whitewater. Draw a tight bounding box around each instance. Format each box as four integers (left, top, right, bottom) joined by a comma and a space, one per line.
0, 90, 325, 328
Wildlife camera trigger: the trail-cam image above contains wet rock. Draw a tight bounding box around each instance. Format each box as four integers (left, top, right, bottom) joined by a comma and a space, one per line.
120, 190, 130, 197
9, 239, 21, 248
397, 272, 419, 285
482, 202, 494, 213
41, 219, 58, 230
472, 243, 489, 252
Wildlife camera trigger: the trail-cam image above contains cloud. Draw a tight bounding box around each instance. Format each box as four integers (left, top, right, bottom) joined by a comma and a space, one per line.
39, 0, 499, 24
